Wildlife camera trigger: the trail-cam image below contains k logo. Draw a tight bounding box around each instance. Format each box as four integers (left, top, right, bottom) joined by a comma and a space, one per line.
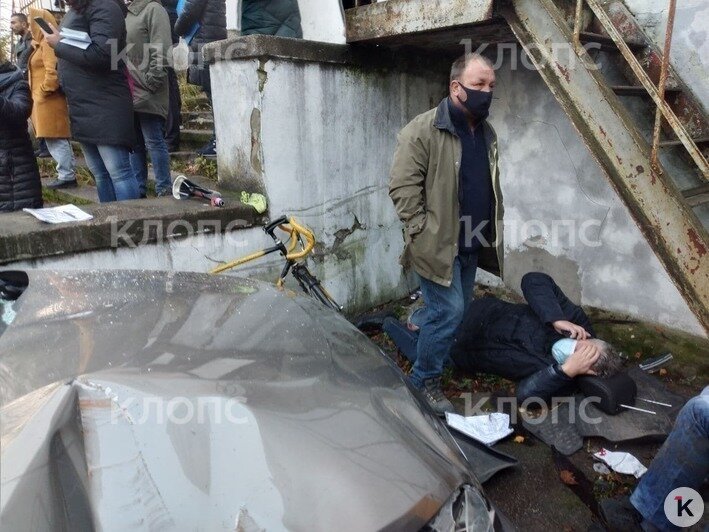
664, 487, 704, 527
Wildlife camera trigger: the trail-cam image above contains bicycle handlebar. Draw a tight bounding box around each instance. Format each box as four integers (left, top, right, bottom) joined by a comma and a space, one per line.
277, 217, 316, 261
210, 215, 316, 276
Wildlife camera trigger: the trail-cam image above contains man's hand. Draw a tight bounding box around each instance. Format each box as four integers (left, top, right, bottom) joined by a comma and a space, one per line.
41, 23, 61, 48
561, 343, 600, 378
552, 319, 590, 340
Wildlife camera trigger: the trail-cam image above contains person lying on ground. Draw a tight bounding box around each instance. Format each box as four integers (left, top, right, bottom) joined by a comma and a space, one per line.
385, 271, 624, 405
450, 271, 624, 402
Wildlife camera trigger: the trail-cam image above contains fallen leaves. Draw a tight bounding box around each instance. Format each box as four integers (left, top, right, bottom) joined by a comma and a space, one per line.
560, 470, 578, 486
514, 435, 525, 444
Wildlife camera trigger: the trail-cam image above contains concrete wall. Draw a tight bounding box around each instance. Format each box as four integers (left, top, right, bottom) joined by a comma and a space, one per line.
623, 0, 709, 112
210, 53, 446, 313
208, 43, 703, 334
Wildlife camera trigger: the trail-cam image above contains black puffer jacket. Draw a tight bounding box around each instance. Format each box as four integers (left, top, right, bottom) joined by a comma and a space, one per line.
451, 272, 596, 402
174, 0, 227, 92
242, 0, 303, 38
0, 63, 42, 213
55, 0, 135, 148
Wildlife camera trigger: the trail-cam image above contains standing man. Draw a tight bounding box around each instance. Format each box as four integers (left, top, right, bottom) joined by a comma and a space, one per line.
389, 53, 504, 414
10, 13, 32, 73
12, 12, 51, 158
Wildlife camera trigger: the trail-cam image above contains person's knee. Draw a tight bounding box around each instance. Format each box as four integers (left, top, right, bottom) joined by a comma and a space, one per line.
680, 394, 709, 435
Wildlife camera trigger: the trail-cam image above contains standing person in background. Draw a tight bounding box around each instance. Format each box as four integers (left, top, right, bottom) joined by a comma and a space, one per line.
125, 0, 174, 197
161, 0, 182, 153
241, 0, 303, 38
174, 0, 226, 158
10, 14, 32, 73
10, 13, 51, 160
0, 47, 42, 212
41, 0, 139, 203
27, 9, 77, 190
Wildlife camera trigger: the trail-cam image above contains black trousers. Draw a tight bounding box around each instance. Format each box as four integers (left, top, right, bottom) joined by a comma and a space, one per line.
165, 68, 182, 150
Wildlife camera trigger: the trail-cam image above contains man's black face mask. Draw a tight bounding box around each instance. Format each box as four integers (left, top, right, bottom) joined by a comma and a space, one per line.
456, 83, 493, 121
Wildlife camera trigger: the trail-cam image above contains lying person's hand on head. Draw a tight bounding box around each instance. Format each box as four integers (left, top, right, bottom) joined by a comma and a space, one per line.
552, 319, 590, 340
561, 342, 600, 378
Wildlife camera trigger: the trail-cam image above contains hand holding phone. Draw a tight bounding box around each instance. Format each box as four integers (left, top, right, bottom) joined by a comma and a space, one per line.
34, 17, 54, 35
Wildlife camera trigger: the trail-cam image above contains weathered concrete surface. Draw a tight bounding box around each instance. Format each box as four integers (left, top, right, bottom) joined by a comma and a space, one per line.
208, 39, 447, 313
0, 199, 261, 266
623, 0, 709, 112
345, 0, 494, 42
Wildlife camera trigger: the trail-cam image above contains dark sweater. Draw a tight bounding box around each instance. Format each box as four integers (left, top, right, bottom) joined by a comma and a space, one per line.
448, 99, 493, 254
451, 272, 596, 401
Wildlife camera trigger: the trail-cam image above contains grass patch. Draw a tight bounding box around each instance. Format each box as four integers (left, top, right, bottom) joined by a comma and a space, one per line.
171, 156, 218, 182
179, 73, 210, 113
42, 188, 94, 206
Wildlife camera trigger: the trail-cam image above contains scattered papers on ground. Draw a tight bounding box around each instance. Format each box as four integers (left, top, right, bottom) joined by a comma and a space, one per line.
23, 204, 93, 224
593, 448, 647, 478
446, 412, 514, 446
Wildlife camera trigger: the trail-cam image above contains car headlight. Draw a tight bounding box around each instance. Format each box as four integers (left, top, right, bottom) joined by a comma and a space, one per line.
423, 484, 495, 532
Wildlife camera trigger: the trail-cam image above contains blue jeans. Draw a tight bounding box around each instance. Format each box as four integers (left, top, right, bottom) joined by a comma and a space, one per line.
81, 143, 139, 202
130, 112, 172, 196
630, 387, 709, 530
44, 138, 76, 182
408, 254, 478, 389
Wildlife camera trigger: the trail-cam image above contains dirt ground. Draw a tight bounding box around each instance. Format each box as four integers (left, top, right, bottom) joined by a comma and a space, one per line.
358, 287, 708, 531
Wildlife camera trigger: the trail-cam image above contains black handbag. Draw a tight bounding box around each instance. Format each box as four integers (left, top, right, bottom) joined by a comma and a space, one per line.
577, 372, 637, 415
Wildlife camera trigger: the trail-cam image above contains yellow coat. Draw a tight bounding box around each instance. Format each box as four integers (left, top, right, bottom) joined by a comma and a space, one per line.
28, 8, 71, 139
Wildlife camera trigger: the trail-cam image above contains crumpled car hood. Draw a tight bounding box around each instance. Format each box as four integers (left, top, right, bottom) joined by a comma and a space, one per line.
0, 270, 475, 531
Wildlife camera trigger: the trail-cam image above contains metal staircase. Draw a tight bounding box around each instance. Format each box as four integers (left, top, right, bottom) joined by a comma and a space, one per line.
503, 0, 708, 331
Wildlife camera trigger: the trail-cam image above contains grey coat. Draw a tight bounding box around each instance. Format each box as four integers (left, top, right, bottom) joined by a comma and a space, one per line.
126, 0, 173, 118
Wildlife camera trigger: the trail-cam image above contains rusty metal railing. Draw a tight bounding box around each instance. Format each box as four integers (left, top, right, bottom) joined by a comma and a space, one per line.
573, 0, 708, 180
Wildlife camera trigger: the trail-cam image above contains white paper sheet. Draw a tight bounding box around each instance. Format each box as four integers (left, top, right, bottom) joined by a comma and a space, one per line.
593, 448, 648, 478
23, 204, 93, 224
60, 37, 91, 50
60, 28, 91, 42
445, 412, 514, 446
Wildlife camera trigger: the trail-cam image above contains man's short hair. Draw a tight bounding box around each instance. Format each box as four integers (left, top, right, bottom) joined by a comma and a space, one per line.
450, 53, 494, 83
590, 340, 624, 378
11, 13, 29, 24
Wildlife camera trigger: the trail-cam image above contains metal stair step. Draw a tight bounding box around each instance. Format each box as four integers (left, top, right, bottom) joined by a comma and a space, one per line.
578, 31, 645, 52
612, 85, 681, 97
660, 137, 709, 148
682, 184, 709, 207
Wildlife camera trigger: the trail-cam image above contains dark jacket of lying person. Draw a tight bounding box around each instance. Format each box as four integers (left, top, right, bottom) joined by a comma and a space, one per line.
450, 272, 623, 402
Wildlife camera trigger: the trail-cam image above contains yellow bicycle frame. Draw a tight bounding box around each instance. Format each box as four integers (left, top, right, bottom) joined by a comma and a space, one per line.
209, 217, 316, 276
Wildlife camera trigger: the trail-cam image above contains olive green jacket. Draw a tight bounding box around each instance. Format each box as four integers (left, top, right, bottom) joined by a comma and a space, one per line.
126, 0, 172, 118
389, 98, 504, 287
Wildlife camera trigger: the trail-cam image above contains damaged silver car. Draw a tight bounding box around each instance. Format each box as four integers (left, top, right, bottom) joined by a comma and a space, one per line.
0, 270, 508, 531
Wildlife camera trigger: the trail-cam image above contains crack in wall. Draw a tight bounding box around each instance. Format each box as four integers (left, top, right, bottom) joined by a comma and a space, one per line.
313, 215, 365, 262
